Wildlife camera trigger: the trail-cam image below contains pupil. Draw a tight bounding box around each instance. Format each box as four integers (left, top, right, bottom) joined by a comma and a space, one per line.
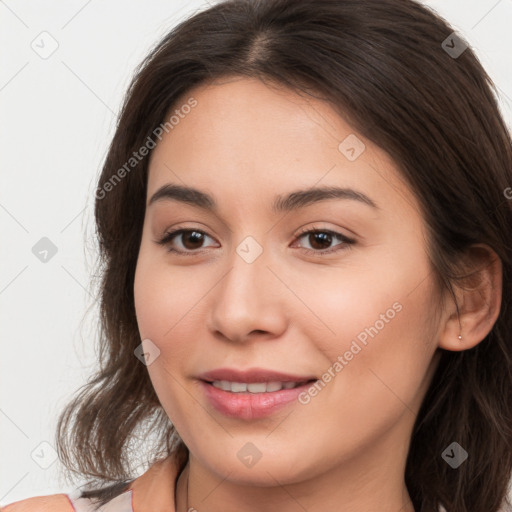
183, 231, 203, 249
310, 232, 331, 250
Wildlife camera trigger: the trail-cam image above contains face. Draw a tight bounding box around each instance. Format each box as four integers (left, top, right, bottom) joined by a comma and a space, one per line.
134, 76, 443, 487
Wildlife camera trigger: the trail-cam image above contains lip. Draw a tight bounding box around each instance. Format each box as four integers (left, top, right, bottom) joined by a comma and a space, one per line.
197, 367, 318, 420
200, 380, 317, 420
198, 367, 317, 384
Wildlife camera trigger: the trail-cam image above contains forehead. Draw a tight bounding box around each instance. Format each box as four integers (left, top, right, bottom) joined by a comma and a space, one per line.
146, 76, 422, 223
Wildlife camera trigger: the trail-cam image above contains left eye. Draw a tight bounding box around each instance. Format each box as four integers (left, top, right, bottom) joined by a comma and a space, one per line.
157, 229, 217, 253
293, 229, 355, 254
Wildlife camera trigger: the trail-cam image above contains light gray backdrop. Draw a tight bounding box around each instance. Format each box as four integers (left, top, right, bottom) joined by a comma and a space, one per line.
1, 0, 511, 505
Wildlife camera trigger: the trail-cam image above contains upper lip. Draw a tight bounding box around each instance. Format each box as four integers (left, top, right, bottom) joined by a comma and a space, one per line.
198, 367, 317, 384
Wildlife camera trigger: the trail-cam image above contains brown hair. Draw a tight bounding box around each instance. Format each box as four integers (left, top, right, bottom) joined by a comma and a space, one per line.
55, 0, 512, 510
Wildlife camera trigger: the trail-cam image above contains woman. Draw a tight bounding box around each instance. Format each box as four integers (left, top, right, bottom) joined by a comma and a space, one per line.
3, 0, 511, 511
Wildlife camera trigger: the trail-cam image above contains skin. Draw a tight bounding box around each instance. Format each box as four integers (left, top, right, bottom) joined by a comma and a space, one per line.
133, 76, 502, 512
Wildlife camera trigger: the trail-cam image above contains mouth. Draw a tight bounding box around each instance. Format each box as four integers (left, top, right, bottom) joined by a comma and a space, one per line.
199, 378, 318, 420
203, 379, 316, 393
198, 367, 317, 385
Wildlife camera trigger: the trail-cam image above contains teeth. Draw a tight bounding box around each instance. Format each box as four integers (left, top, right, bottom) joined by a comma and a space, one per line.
266, 381, 284, 392
247, 382, 266, 393
231, 382, 248, 392
211, 380, 305, 393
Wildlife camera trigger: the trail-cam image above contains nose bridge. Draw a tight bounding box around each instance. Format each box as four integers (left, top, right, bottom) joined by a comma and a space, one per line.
208, 236, 286, 341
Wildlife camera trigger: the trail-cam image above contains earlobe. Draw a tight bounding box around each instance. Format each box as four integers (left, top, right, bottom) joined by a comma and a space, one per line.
438, 244, 502, 352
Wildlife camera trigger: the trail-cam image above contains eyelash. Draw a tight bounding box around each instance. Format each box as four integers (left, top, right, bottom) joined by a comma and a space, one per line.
156, 225, 355, 257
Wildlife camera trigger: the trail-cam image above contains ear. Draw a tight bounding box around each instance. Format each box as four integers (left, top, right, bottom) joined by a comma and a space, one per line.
438, 244, 502, 352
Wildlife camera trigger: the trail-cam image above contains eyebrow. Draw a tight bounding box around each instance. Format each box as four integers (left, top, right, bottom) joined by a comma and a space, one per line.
148, 183, 379, 213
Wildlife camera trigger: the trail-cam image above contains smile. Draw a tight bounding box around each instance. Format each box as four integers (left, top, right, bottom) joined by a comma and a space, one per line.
210, 380, 310, 393
201, 379, 318, 420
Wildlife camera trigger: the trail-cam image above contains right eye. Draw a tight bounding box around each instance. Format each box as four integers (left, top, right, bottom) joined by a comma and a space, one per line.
156, 228, 218, 254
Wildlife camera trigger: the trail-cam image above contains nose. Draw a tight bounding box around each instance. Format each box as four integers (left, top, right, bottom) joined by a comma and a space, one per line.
207, 243, 288, 344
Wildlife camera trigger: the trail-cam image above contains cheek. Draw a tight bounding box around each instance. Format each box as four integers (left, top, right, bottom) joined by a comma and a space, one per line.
133, 251, 214, 389
134, 250, 196, 342
311, 279, 436, 420
133, 254, 200, 423
296, 250, 437, 401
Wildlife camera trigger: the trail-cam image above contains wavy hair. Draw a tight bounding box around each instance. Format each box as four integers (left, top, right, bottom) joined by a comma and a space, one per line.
55, 1, 512, 510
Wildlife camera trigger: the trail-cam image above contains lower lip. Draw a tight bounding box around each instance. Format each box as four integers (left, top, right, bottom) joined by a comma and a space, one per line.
200, 380, 316, 420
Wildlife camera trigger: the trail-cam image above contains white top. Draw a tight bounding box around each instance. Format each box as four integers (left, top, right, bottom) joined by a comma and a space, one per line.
67, 490, 134, 512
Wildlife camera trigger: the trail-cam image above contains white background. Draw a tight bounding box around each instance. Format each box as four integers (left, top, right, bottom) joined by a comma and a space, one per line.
1, 0, 511, 506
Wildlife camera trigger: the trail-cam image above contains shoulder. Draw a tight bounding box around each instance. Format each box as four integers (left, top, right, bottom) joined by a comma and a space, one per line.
1, 493, 75, 512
